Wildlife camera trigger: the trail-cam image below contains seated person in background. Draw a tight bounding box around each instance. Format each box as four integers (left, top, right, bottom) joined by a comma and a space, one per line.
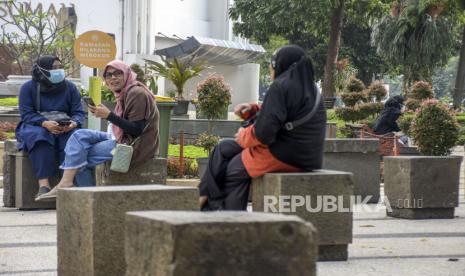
373, 95, 408, 144
16, 55, 86, 201
198, 45, 326, 211
36, 60, 160, 201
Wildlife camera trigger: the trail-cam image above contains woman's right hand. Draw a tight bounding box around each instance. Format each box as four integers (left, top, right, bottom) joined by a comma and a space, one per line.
234, 103, 252, 117
42, 121, 63, 135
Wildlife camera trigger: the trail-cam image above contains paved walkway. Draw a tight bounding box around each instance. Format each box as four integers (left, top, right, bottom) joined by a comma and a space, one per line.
1, 149, 465, 275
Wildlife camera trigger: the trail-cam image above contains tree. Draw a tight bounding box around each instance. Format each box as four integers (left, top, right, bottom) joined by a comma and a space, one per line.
371, 0, 461, 94
0, 1, 76, 75
229, 0, 390, 102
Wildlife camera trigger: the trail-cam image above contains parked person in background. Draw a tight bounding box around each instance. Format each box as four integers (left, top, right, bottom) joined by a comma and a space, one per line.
199, 45, 326, 211
373, 95, 408, 145
16, 55, 86, 201
36, 60, 160, 201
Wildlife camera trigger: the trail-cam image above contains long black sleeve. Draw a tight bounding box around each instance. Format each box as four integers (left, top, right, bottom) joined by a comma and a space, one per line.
107, 112, 146, 137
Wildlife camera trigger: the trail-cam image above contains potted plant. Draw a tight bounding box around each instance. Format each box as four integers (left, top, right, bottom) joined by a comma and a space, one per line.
145, 57, 206, 115
384, 99, 462, 219
195, 132, 220, 178
195, 74, 232, 120
193, 74, 231, 177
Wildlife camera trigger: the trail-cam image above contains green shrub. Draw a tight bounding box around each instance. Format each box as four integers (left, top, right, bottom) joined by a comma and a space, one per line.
409, 81, 434, 100
410, 99, 459, 156
345, 76, 365, 93
340, 92, 366, 106
196, 74, 232, 120
358, 102, 384, 118
405, 98, 421, 111
195, 132, 220, 155
398, 112, 414, 136
366, 81, 387, 102
167, 157, 199, 177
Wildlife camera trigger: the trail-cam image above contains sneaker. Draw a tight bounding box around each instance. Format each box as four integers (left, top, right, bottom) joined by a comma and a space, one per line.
35, 187, 57, 202
34, 186, 51, 201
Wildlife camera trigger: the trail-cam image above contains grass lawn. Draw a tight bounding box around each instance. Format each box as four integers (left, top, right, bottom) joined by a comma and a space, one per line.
0, 97, 19, 106
168, 144, 208, 158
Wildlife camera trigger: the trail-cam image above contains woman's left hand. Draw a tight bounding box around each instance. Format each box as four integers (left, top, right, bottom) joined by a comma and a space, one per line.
89, 104, 111, 119
62, 121, 78, 133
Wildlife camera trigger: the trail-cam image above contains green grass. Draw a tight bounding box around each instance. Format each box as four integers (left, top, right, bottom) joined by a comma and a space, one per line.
168, 144, 208, 158
327, 109, 349, 138
0, 97, 18, 106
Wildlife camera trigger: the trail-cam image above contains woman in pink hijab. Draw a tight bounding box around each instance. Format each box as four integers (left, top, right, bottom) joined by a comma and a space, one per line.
36, 60, 160, 200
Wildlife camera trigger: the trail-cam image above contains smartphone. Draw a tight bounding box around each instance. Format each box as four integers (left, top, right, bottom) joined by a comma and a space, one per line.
83, 97, 95, 107
58, 120, 72, 127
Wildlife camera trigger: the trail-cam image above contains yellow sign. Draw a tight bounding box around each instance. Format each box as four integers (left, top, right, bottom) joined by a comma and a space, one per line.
74, 30, 116, 69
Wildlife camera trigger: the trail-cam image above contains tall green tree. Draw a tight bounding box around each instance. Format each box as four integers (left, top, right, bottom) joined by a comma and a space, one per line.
372, 0, 461, 94
229, 0, 390, 101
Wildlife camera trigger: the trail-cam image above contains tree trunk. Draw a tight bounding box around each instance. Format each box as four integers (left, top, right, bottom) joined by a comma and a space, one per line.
453, 25, 465, 109
322, 0, 345, 102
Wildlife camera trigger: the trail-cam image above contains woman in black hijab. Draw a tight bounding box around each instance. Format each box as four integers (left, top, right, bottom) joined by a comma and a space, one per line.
373, 95, 405, 135
199, 45, 326, 211
16, 55, 87, 200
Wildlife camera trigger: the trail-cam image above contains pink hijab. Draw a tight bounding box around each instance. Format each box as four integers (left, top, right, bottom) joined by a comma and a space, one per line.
103, 60, 155, 141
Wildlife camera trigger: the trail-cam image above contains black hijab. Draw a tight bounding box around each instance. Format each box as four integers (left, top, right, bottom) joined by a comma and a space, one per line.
31, 55, 66, 93
271, 45, 316, 103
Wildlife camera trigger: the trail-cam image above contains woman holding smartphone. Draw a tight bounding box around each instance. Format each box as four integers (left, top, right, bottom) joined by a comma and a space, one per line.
16, 55, 86, 200
36, 60, 160, 201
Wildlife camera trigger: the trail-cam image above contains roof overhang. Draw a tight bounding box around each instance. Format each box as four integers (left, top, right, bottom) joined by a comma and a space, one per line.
154, 36, 265, 66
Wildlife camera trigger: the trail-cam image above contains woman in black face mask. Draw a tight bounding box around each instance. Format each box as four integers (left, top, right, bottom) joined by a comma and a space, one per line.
199, 45, 326, 211
15, 55, 89, 201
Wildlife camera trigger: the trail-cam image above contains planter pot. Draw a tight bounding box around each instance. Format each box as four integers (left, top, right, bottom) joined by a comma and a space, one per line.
172, 100, 189, 115
398, 146, 420, 156
195, 108, 228, 120
196, 157, 209, 178
323, 138, 380, 203
384, 156, 463, 219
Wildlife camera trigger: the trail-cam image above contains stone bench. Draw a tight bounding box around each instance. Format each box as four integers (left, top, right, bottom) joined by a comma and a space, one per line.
57, 185, 198, 276
324, 138, 380, 203
95, 158, 167, 186
2, 139, 168, 209
252, 170, 353, 261
3, 140, 58, 209
125, 211, 318, 276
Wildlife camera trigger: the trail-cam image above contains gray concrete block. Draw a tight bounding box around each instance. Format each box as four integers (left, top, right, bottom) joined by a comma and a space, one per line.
125, 211, 318, 276
95, 158, 167, 186
252, 171, 354, 261
324, 138, 380, 203
57, 185, 198, 276
384, 156, 463, 219
2, 148, 15, 207
15, 155, 57, 210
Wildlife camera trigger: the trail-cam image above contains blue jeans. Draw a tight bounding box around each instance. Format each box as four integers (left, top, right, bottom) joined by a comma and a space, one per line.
60, 129, 116, 186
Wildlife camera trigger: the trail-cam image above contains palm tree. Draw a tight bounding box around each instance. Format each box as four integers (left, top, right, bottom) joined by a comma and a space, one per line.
371, 0, 455, 94
145, 56, 206, 100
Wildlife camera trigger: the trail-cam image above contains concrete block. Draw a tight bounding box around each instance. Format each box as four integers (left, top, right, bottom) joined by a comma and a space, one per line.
95, 158, 167, 186
324, 138, 380, 203
125, 211, 318, 276
57, 185, 198, 276
252, 171, 354, 261
2, 141, 15, 207
15, 155, 57, 209
2, 140, 58, 209
384, 156, 462, 219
